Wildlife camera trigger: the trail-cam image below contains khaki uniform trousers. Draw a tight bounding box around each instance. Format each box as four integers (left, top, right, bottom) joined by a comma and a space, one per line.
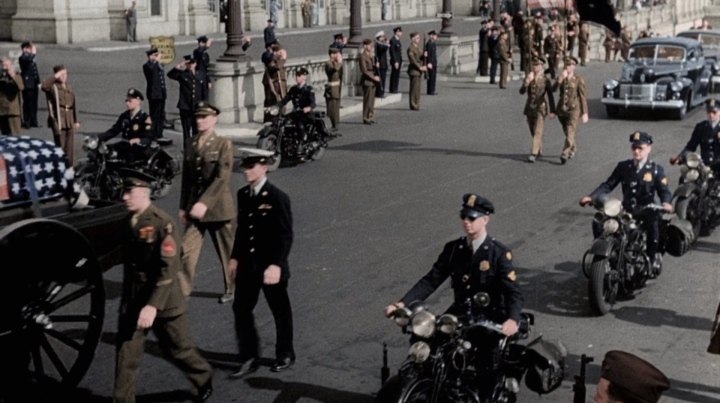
53, 127, 76, 164
362, 83, 375, 122
499, 62, 509, 88
113, 313, 213, 403
325, 96, 340, 128
526, 114, 546, 156
559, 110, 580, 159
409, 74, 421, 110
0, 115, 22, 135
180, 220, 235, 297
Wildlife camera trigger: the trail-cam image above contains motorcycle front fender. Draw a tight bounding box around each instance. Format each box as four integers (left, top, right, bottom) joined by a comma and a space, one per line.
673, 182, 700, 199
256, 125, 275, 138
589, 237, 615, 258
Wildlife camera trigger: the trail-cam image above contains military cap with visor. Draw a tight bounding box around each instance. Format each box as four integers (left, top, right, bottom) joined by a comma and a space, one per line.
375, 30, 385, 39
145, 47, 159, 56
194, 101, 220, 116
334, 33, 344, 40
706, 98, 720, 112
600, 350, 670, 403
126, 88, 144, 101
460, 193, 495, 219
197, 35, 209, 43
532, 55, 546, 65
121, 169, 155, 190
296, 67, 309, 76
564, 56, 579, 65
629, 131, 653, 146
183, 54, 196, 63
428, 30, 437, 36
238, 147, 276, 167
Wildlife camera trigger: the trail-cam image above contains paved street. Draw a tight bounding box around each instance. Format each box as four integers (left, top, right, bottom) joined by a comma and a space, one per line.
4, 20, 720, 403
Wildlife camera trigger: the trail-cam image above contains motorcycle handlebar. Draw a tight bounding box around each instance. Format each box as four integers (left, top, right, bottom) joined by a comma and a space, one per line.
466, 319, 504, 334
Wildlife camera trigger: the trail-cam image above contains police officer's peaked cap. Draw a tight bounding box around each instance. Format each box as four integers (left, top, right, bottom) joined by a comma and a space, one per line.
21, 41, 32, 49
238, 147, 275, 167
706, 98, 720, 111
145, 47, 159, 56
629, 131, 653, 146
428, 30, 437, 36
461, 194, 495, 218
334, 33, 344, 40
601, 351, 670, 403
532, 55, 546, 65
296, 67, 309, 76
328, 45, 340, 54
121, 169, 155, 189
197, 35, 209, 43
126, 88, 144, 101
183, 54, 196, 63
194, 101, 220, 116
393, 26, 402, 33
564, 56, 579, 65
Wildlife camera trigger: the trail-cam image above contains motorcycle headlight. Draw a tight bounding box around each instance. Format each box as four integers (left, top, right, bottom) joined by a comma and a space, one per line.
437, 314, 459, 335
408, 341, 431, 363
669, 81, 683, 93
604, 79, 619, 90
411, 310, 436, 338
392, 307, 413, 327
602, 198, 623, 218
603, 218, 620, 235
685, 152, 702, 169
83, 136, 98, 150
685, 168, 700, 181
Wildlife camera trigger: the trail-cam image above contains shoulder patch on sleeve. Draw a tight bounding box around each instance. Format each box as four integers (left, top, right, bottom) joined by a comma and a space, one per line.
161, 234, 177, 257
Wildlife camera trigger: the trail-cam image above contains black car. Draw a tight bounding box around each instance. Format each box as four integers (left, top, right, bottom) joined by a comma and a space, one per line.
601, 36, 720, 120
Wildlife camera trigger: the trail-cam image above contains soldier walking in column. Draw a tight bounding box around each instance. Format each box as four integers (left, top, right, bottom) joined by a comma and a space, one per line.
324, 45, 343, 132
19, 41, 40, 129
407, 32, 426, 110
554, 56, 588, 164
520, 56, 555, 162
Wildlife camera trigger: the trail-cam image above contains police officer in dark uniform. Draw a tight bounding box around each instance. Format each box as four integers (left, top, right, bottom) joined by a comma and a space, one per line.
229, 148, 295, 377
670, 98, 720, 171
142, 47, 170, 145
425, 30, 438, 95
97, 88, 153, 163
384, 194, 523, 334
279, 67, 316, 139
19, 41, 40, 128
114, 171, 213, 403
193, 35, 213, 95
389, 26, 403, 94
580, 132, 673, 271
167, 54, 208, 143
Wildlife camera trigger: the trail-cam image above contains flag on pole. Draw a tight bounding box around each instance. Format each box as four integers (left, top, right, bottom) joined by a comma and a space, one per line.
576, 0, 621, 36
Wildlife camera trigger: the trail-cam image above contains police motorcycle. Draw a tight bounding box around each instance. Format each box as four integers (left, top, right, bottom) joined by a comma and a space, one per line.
74, 135, 180, 200
672, 152, 720, 242
256, 103, 338, 170
377, 293, 565, 403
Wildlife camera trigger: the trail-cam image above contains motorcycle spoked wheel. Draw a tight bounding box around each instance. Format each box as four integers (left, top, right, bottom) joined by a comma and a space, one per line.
674, 194, 703, 240
399, 378, 481, 403
257, 132, 282, 171
146, 155, 177, 199
74, 159, 101, 199
588, 257, 618, 316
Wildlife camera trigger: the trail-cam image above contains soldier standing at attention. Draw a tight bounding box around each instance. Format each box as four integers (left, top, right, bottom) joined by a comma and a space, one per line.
578, 22, 590, 66
389, 27, 403, 94
229, 148, 295, 377
324, 46, 343, 132
142, 47, 170, 144
374, 31, 389, 98
0, 58, 24, 135
301, 0, 312, 28
124, 0, 137, 42
520, 56, 555, 162
42, 65, 80, 164
179, 102, 236, 304
425, 30, 438, 95
406, 32, 426, 111
478, 20, 492, 76
554, 56, 588, 164
167, 54, 208, 143
114, 171, 213, 403
19, 41, 40, 129
360, 39, 380, 124
498, 30, 511, 89
603, 30, 617, 63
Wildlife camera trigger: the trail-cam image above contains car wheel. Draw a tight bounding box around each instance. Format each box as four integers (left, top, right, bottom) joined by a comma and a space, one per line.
674, 92, 690, 120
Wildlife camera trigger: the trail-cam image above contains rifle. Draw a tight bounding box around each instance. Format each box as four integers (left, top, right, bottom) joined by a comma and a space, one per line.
573, 354, 594, 403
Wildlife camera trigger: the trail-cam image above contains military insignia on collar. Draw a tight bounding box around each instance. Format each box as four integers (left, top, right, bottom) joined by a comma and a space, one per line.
661, 176, 668, 185
643, 172, 653, 182
508, 270, 517, 282
462, 274, 470, 283
506, 251, 512, 261
132, 123, 139, 131
139, 226, 156, 243
479, 260, 490, 271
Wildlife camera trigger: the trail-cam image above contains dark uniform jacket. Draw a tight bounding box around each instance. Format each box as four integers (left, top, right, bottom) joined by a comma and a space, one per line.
324, 60, 343, 99
401, 236, 523, 323
479, 27, 490, 53
19, 52, 39, 88
682, 120, 720, 167
425, 39, 437, 67
589, 159, 673, 211
231, 181, 293, 280
180, 130, 235, 222
98, 109, 153, 146
41, 76, 77, 132
143, 60, 167, 100
489, 35, 501, 60
120, 204, 186, 319
280, 84, 316, 111
375, 41, 389, 70
360, 51, 377, 87
554, 75, 588, 117
520, 73, 555, 117
498, 36, 511, 63
407, 43, 424, 77
167, 67, 208, 111
390, 35, 403, 65
193, 46, 211, 75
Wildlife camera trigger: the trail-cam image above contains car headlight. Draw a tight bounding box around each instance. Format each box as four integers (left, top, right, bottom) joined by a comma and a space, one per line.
603, 219, 620, 235
437, 314, 459, 335
685, 152, 702, 169
408, 341, 431, 363
604, 79, 619, 90
83, 136, 98, 150
411, 310, 436, 338
602, 198, 623, 218
685, 168, 700, 181
670, 81, 683, 93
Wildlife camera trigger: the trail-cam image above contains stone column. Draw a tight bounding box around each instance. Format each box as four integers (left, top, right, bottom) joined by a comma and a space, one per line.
347, 0, 362, 45
364, 0, 381, 22
219, 0, 250, 61
178, 0, 216, 36
12, 0, 110, 44
328, 0, 349, 25
440, 0, 453, 36
0, 0, 17, 40
244, 0, 268, 32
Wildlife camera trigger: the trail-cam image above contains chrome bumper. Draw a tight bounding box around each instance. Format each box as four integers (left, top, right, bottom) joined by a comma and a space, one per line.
601, 97, 685, 109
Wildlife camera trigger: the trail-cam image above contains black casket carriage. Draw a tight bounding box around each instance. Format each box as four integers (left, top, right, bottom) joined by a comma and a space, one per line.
0, 136, 128, 399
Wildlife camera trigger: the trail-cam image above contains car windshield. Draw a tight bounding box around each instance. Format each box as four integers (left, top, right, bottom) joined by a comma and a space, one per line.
628, 45, 686, 63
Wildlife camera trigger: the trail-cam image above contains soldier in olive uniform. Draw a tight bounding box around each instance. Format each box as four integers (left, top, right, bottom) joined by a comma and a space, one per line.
578, 22, 590, 66
671, 99, 720, 172
553, 56, 588, 164
19, 41, 40, 128
498, 30, 511, 89
97, 88, 153, 163
520, 56, 555, 162
603, 30, 617, 63
566, 14, 579, 57
179, 102, 236, 304
114, 172, 213, 403
42, 65, 80, 164
532, 13, 545, 58
167, 55, 208, 143
580, 132, 673, 270
521, 18, 535, 74
595, 351, 670, 403
543, 24, 563, 79
0, 57, 24, 135
229, 148, 295, 377
360, 39, 380, 124
324, 46, 343, 131
619, 27, 633, 62
406, 32, 426, 110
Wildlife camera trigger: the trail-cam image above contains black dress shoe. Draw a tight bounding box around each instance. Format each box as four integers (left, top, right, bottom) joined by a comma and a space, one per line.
196, 380, 213, 402
229, 359, 259, 378
270, 357, 295, 372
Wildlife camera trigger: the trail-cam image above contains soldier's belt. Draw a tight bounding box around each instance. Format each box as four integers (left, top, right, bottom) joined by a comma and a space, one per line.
326, 82, 341, 87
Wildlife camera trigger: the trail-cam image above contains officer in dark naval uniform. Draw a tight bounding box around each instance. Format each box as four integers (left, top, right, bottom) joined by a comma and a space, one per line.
98, 88, 153, 163
279, 67, 316, 139
19, 41, 40, 128
670, 98, 720, 171
114, 171, 213, 403
142, 47, 170, 145
580, 132, 673, 271
229, 148, 295, 377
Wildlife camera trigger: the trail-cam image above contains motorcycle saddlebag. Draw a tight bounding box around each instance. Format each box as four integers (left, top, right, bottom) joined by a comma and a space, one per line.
664, 216, 695, 257
524, 338, 567, 395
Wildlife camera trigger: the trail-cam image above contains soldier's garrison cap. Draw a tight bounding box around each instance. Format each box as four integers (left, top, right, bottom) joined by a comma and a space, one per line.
238, 147, 276, 167
194, 101, 220, 116
629, 131, 653, 146
126, 88, 144, 101
461, 193, 495, 218
600, 350, 670, 403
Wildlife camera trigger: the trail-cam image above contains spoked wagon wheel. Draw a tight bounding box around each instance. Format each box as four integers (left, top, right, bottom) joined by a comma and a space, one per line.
0, 219, 105, 393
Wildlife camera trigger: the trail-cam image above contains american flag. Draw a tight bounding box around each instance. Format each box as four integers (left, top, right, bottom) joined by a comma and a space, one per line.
528, 0, 574, 9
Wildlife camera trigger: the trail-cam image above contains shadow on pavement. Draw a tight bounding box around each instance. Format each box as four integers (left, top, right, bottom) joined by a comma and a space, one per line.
244, 376, 378, 403
665, 377, 720, 403
519, 260, 590, 318
610, 306, 714, 331
334, 140, 527, 162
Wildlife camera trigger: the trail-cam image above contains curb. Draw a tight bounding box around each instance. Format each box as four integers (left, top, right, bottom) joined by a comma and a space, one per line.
438, 72, 525, 83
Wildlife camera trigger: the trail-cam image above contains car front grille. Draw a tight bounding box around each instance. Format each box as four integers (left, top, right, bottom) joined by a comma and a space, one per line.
618, 84, 656, 99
